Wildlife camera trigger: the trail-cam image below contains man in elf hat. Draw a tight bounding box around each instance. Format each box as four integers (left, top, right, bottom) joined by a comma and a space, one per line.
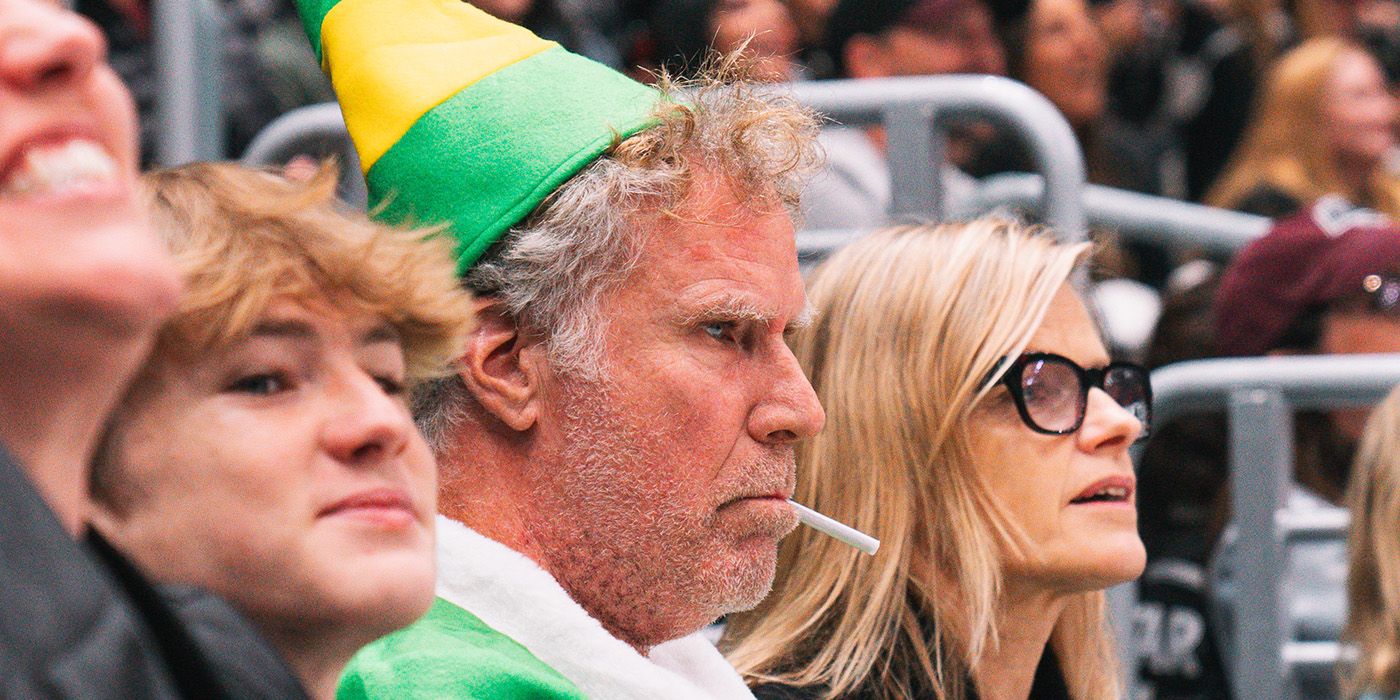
294, 1, 826, 697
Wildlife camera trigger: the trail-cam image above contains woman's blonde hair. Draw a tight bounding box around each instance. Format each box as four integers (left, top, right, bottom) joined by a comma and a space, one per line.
90, 161, 474, 509
1342, 383, 1400, 697
1206, 38, 1400, 218
722, 220, 1120, 699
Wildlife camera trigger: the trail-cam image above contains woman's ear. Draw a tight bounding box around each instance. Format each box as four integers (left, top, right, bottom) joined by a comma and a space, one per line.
456, 298, 544, 432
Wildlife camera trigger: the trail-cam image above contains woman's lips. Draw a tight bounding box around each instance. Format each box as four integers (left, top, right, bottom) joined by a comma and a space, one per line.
319, 487, 418, 527
1069, 475, 1135, 506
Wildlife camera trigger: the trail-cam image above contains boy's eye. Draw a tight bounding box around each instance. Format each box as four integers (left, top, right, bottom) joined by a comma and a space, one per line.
375, 375, 406, 396
227, 373, 288, 396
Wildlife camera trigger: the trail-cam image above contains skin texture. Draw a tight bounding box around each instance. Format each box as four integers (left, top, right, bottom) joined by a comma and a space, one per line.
711, 0, 800, 82
445, 168, 825, 653
967, 284, 1145, 700
0, 0, 179, 532
844, 6, 1006, 79
1021, 0, 1109, 130
93, 298, 437, 699
1321, 50, 1397, 178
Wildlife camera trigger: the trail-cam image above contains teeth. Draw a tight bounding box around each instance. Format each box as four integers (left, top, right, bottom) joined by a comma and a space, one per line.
1, 139, 119, 198
1095, 487, 1128, 499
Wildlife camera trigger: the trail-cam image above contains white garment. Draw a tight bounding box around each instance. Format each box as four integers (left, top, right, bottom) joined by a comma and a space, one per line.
434, 515, 756, 700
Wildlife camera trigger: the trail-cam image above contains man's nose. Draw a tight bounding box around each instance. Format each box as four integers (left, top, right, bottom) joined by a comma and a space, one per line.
749, 343, 826, 445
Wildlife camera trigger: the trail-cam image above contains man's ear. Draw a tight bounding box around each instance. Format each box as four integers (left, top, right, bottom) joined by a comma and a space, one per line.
457, 298, 544, 432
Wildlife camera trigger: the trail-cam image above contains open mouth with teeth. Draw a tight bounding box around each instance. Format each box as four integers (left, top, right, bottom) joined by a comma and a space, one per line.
1069, 479, 1133, 505
1, 138, 120, 200
1070, 487, 1130, 504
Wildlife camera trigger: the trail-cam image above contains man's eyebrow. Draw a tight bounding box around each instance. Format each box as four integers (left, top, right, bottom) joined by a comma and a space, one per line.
680, 294, 813, 332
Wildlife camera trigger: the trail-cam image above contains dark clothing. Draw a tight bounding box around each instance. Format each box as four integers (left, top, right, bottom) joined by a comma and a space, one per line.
1231, 185, 1303, 220
751, 646, 1070, 699
0, 445, 306, 699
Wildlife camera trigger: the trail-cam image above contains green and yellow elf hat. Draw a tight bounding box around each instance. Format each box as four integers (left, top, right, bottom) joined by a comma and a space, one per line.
295, 0, 660, 272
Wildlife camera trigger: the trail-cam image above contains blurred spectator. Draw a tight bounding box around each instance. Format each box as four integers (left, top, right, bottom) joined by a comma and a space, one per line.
800, 0, 1004, 231
784, 0, 840, 75
983, 0, 1174, 196
1207, 37, 1400, 219
0, 1, 306, 696
472, 0, 628, 67
77, 0, 329, 163
1134, 199, 1400, 699
1343, 382, 1400, 700
645, 0, 801, 81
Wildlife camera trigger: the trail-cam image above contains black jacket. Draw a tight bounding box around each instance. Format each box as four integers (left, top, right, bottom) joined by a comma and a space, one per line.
0, 445, 307, 699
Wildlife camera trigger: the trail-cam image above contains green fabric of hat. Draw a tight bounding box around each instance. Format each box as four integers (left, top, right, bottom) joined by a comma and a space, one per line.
295, 0, 661, 272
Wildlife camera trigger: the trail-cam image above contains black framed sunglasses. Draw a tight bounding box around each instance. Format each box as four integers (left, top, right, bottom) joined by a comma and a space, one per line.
987, 352, 1153, 438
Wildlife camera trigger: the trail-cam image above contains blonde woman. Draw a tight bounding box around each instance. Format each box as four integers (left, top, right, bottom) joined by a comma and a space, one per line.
1343, 383, 1400, 700
1207, 37, 1400, 218
722, 220, 1149, 700
87, 162, 475, 699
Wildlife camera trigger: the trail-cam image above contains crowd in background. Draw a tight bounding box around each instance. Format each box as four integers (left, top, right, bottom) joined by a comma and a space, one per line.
13, 0, 1400, 699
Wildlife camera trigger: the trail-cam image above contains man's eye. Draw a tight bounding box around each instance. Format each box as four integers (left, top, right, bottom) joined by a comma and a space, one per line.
227, 373, 288, 396
704, 322, 736, 343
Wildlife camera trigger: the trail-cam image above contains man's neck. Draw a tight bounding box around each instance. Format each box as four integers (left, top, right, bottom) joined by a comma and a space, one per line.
439, 444, 665, 657
971, 584, 1069, 700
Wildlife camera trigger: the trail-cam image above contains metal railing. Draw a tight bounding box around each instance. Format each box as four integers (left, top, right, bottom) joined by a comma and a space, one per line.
1140, 354, 1400, 700
152, 0, 226, 166
952, 173, 1271, 254
786, 75, 1087, 241
240, 102, 367, 206
241, 75, 1089, 238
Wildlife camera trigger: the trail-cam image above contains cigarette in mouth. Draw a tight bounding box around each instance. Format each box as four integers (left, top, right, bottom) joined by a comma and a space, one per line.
787, 499, 880, 555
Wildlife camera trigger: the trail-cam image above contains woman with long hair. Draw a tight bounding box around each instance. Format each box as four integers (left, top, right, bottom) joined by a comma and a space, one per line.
1207, 37, 1400, 218
722, 220, 1148, 699
1343, 383, 1400, 699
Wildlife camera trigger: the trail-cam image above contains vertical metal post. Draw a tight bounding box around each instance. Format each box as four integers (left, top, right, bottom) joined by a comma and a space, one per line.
152, 0, 225, 165
882, 102, 944, 222
1228, 388, 1294, 700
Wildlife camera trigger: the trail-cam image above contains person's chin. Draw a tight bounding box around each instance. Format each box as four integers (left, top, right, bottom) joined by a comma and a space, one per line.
325, 551, 438, 630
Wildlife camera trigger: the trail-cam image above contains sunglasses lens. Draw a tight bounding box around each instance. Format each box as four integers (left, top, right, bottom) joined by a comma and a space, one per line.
1104, 365, 1152, 435
1020, 358, 1082, 433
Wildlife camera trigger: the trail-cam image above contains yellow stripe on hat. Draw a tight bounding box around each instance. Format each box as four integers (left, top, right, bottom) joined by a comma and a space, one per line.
320, 0, 554, 171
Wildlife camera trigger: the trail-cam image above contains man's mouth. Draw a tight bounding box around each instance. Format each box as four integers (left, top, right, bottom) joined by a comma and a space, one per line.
0, 138, 119, 200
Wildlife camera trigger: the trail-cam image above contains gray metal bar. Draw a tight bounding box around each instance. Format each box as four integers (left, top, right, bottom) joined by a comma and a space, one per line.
786, 75, 1087, 242
240, 103, 366, 207
1283, 641, 1347, 676
152, 0, 224, 165
1228, 388, 1295, 700
882, 102, 944, 221
951, 173, 1271, 254
1137, 355, 1400, 700
1277, 508, 1350, 543
1150, 354, 1400, 426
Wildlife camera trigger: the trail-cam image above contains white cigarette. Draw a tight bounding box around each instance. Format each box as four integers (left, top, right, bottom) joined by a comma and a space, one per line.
787, 499, 880, 555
